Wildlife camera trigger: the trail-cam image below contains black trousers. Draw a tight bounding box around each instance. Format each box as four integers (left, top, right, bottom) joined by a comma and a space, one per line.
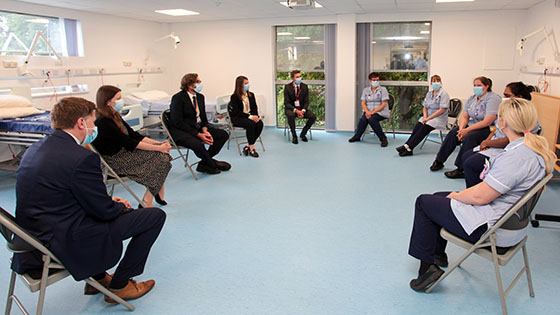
286, 110, 316, 137
435, 126, 491, 168
463, 152, 488, 188
405, 122, 435, 150
408, 192, 487, 264
171, 126, 229, 169
232, 117, 264, 145
353, 113, 387, 141
108, 207, 166, 288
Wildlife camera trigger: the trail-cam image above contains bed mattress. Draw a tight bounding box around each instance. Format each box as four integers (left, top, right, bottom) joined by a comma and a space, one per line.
0, 111, 53, 133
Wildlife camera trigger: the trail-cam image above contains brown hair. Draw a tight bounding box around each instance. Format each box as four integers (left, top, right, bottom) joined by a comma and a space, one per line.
368, 72, 380, 80
181, 73, 198, 91
431, 74, 442, 83
234, 75, 249, 100
474, 76, 493, 92
51, 97, 96, 130
290, 70, 301, 78
96, 85, 126, 133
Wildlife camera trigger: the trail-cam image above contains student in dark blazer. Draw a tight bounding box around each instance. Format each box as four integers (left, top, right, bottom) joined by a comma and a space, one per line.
284, 69, 316, 144
229, 75, 264, 157
12, 97, 165, 304
169, 73, 231, 174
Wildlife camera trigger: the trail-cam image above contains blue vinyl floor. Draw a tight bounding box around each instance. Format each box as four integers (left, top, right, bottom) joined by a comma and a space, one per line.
0, 128, 559, 315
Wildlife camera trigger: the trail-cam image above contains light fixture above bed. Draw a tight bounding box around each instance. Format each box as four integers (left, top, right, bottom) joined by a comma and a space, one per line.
17, 31, 63, 77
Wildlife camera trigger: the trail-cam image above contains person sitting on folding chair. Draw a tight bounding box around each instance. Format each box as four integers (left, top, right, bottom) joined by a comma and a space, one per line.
348, 72, 390, 147
229, 75, 264, 158
429, 76, 501, 176
93, 85, 172, 208
396, 74, 449, 156
169, 73, 231, 175
284, 69, 316, 145
407, 98, 556, 291
462, 82, 537, 187
12, 97, 166, 303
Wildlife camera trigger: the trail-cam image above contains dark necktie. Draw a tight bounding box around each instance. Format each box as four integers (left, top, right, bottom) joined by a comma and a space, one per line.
192, 96, 197, 111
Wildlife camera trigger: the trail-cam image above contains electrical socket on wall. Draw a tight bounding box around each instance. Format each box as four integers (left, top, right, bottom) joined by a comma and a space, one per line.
123, 61, 133, 67
536, 57, 546, 65
2, 61, 18, 68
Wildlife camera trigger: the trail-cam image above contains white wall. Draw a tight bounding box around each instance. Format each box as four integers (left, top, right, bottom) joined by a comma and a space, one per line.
0, 0, 172, 109
518, 0, 560, 96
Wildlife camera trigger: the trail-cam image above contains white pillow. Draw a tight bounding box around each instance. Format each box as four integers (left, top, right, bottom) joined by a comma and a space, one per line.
130, 90, 170, 101
0, 107, 45, 119
123, 94, 143, 105
0, 94, 33, 109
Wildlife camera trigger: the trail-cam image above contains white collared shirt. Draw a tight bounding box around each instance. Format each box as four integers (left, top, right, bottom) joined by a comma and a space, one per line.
64, 130, 81, 145
187, 91, 201, 123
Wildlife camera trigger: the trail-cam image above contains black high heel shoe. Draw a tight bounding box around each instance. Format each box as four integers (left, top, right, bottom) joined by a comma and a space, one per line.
249, 149, 259, 158
242, 146, 250, 156
154, 194, 167, 206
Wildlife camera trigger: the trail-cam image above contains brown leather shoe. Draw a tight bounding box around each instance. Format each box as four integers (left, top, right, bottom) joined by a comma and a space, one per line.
104, 279, 155, 303
84, 273, 112, 295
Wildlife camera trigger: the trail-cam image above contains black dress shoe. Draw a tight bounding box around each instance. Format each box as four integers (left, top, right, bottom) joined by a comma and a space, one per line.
196, 162, 221, 174
399, 149, 413, 157
348, 137, 360, 143
444, 168, 465, 179
249, 149, 259, 158
154, 194, 167, 206
430, 160, 444, 171
242, 146, 250, 156
434, 252, 448, 268
380, 139, 388, 147
213, 159, 231, 171
300, 134, 308, 142
292, 137, 298, 144
409, 265, 444, 291
396, 145, 407, 154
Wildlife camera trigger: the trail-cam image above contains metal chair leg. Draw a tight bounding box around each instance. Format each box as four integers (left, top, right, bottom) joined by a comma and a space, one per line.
85, 278, 135, 311
522, 244, 535, 297
490, 237, 508, 315
36, 255, 51, 315
259, 136, 265, 151
4, 271, 16, 315
419, 134, 429, 150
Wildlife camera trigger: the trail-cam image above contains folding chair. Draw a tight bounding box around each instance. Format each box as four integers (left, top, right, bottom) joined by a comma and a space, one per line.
420, 98, 463, 149
160, 110, 199, 180
215, 96, 265, 155
0, 206, 135, 314
361, 94, 396, 140
87, 145, 145, 206
426, 173, 553, 315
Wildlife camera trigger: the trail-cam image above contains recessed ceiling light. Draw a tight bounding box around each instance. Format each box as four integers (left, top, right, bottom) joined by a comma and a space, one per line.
278, 32, 293, 36
436, 0, 474, 3
280, 1, 323, 8
155, 9, 199, 16
382, 36, 423, 40
313, 40, 324, 44
424, 22, 431, 25
371, 41, 376, 44
294, 36, 311, 40
26, 18, 49, 24
420, 31, 430, 34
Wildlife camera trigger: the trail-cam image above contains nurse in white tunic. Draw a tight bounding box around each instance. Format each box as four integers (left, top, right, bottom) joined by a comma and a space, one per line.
407, 98, 556, 291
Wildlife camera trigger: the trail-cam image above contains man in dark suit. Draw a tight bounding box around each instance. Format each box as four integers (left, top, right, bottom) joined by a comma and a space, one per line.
169, 73, 230, 174
284, 69, 316, 144
12, 97, 165, 304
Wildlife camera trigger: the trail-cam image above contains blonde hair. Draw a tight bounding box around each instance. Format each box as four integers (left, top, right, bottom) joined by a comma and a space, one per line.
498, 98, 557, 174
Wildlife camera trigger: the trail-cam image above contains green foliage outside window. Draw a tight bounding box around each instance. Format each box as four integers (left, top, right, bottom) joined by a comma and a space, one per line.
0, 11, 61, 55
381, 86, 429, 131
276, 84, 325, 128
378, 72, 428, 82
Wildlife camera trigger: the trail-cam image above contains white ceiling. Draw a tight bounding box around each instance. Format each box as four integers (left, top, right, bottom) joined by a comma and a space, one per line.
15, 0, 545, 23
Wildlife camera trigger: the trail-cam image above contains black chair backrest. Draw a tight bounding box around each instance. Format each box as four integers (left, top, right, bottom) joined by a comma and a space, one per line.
388, 94, 395, 111
448, 98, 462, 118
161, 109, 171, 128
0, 207, 35, 253
501, 182, 546, 230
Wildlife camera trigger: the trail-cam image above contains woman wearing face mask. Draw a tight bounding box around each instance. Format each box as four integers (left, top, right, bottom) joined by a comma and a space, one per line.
93, 85, 172, 208
228, 75, 264, 158
348, 72, 390, 147
408, 98, 556, 292
462, 82, 538, 187
396, 75, 449, 157
430, 76, 501, 178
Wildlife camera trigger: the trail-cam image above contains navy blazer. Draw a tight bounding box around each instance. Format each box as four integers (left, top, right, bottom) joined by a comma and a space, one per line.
12, 130, 127, 280
228, 92, 259, 120
169, 90, 208, 138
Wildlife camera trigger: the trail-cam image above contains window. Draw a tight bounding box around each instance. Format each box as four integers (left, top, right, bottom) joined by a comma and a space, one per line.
357, 22, 432, 131
0, 10, 83, 57
275, 25, 326, 128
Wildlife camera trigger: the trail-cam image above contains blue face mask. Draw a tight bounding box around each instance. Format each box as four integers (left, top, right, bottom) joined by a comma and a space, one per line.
432, 82, 441, 91
113, 99, 125, 112
473, 86, 484, 97
371, 80, 379, 88
82, 126, 98, 145
194, 82, 203, 93
295, 78, 302, 84
244, 84, 250, 92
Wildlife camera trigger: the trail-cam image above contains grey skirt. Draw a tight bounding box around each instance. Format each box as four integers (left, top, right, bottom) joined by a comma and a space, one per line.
103, 148, 172, 196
